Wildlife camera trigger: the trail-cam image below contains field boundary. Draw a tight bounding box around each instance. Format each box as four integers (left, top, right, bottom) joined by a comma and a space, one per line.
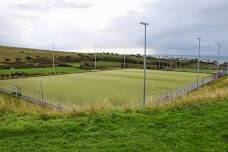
0, 87, 65, 112
0, 70, 221, 112
153, 76, 215, 104
0, 76, 214, 112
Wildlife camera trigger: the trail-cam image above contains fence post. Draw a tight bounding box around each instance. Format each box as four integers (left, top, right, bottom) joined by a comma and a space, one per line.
34, 80, 35, 99
0, 75, 1, 89
41, 91, 43, 102
59, 100, 62, 110
27, 78, 28, 96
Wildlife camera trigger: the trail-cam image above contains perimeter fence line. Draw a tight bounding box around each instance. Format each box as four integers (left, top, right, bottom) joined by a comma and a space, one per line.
0, 87, 64, 112
0, 75, 67, 112
0, 73, 221, 112
148, 75, 216, 105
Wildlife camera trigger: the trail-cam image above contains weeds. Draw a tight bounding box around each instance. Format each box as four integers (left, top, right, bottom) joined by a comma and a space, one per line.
0, 93, 58, 115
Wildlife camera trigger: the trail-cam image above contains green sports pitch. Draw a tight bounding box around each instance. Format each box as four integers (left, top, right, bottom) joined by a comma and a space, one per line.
0, 69, 210, 108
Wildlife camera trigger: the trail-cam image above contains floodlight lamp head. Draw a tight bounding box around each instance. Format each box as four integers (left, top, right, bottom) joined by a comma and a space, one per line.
197, 38, 200, 40
140, 22, 149, 26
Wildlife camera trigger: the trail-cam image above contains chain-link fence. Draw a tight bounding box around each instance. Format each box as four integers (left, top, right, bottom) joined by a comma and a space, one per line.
147, 75, 214, 105
0, 75, 65, 112
0, 73, 217, 112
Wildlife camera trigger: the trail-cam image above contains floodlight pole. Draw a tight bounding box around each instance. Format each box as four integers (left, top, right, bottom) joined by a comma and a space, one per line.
124, 48, 126, 68
52, 44, 55, 74
171, 56, 172, 70
94, 46, 97, 71
227, 61, 228, 73
217, 44, 220, 71
180, 56, 182, 68
140, 22, 149, 106
197, 38, 201, 89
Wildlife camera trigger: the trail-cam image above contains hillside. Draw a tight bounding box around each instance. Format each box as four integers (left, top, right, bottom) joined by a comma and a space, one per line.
0, 77, 227, 151
0, 45, 78, 62
1, 45, 222, 71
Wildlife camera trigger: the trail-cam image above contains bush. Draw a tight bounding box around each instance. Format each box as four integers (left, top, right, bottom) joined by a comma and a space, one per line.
97, 65, 107, 69
25, 56, 32, 60
122, 64, 133, 68
5, 58, 10, 61
15, 57, 21, 61
84, 61, 94, 67
79, 65, 91, 70
58, 63, 72, 67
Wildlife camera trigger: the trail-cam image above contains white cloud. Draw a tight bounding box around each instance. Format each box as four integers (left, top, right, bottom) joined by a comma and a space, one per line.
0, 0, 228, 56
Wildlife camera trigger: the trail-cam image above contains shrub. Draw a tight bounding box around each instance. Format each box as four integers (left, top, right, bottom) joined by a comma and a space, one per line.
5, 58, 10, 61
25, 56, 32, 60
15, 57, 21, 61
122, 64, 133, 68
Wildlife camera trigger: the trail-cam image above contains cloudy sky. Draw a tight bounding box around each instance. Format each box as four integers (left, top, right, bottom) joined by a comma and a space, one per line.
0, 0, 228, 56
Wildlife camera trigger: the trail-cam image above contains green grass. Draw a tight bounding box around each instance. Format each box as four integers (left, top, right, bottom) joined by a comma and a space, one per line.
95, 61, 145, 69
68, 61, 123, 67
67, 61, 123, 69
0, 95, 227, 151
0, 69, 210, 109
66, 62, 82, 67
0, 67, 84, 75
174, 68, 216, 74
0, 74, 227, 152
68, 61, 144, 69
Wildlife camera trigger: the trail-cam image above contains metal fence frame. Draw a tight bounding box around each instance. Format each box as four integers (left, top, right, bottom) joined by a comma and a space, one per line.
151, 76, 214, 104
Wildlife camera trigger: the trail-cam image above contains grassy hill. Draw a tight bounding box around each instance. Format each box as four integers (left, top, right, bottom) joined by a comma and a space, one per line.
0, 76, 227, 151
1, 45, 222, 72
0, 45, 77, 63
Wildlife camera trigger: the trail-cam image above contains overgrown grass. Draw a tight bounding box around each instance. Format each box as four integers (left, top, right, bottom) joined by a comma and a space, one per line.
0, 92, 59, 115
0, 94, 227, 151
157, 76, 228, 109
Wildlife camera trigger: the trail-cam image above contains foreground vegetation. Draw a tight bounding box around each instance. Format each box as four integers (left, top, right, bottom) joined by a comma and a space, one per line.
0, 77, 227, 151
